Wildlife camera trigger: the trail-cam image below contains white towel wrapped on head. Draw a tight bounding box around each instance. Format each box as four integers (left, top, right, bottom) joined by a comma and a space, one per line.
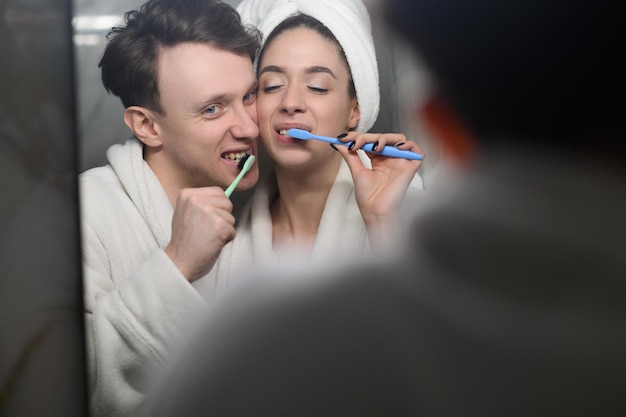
237, 0, 380, 132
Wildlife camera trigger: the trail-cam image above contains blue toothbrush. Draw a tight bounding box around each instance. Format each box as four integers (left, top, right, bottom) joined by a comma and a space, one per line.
287, 129, 423, 161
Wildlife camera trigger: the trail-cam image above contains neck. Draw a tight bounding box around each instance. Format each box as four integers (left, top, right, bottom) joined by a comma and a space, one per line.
270, 155, 342, 250
143, 152, 177, 208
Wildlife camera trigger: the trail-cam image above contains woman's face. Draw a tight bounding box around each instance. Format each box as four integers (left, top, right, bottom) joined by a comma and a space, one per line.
257, 27, 360, 170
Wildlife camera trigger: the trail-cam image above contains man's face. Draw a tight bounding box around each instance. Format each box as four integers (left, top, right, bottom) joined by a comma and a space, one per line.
149, 42, 259, 192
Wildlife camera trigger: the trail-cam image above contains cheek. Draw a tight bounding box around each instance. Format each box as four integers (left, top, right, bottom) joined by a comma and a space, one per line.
247, 103, 259, 124
256, 95, 276, 120
157, 121, 186, 147
315, 102, 351, 130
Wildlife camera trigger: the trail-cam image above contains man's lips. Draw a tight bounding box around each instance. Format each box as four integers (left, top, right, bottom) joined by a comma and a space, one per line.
221, 149, 251, 163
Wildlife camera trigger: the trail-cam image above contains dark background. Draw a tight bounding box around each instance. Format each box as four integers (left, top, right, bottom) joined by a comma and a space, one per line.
0, 0, 87, 416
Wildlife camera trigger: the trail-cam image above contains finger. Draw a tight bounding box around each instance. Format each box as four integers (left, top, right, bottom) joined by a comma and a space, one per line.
377, 132, 407, 146
364, 135, 410, 161
331, 142, 368, 177
350, 133, 409, 155
336, 132, 351, 144
204, 204, 236, 225
395, 140, 425, 158
192, 187, 235, 211
367, 133, 397, 155
341, 132, 375, 153
213, 217, 236, 241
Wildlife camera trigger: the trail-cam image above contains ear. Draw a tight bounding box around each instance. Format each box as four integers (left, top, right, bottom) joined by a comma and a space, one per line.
347, 97, 361, 130
124, 106, 163, 148
419, 94, 476, 166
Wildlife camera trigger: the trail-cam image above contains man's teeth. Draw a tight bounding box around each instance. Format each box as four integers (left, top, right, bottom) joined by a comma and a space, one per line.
279, 129, 290, 137
222, 151, 250, 162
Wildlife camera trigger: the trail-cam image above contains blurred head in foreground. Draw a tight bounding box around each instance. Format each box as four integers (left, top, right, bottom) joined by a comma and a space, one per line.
141, 1, 626, 416
385, 0, 624, 166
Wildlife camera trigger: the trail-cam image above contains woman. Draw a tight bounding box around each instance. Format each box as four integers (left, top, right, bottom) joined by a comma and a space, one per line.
202, 0, 425, 294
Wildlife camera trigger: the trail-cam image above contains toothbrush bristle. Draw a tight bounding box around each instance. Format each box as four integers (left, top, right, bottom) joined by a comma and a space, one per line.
237, 154, 251, 170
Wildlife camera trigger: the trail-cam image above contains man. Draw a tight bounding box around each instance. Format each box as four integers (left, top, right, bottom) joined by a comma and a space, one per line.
79, 0, 260, 415
142, 0, 626, 416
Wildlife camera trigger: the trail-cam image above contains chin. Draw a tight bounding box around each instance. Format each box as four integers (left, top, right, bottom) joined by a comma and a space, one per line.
238, 171, 260, 190
271, 149, 314, 168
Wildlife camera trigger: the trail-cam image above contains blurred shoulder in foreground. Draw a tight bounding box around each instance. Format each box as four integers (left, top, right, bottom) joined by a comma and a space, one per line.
141, 0, 626, 415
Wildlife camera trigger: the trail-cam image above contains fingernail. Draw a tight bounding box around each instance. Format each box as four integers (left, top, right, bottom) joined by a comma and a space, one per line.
336, 133, 348, 139
372, 141, 379, 151
330, 144, 339, 151
395, 142, 406, 147
348, 141, 356, 151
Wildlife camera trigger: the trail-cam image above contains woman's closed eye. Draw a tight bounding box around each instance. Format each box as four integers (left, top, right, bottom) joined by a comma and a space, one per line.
262, 83, 283, 94
307, 85, 328, 94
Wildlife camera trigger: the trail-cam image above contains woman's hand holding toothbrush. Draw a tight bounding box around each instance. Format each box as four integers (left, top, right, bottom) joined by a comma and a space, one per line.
333, 131, 424, 247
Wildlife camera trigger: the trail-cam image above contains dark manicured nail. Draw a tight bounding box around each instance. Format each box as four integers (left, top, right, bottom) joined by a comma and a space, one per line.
372, 141, 379, 151
330, 144, 339, 151
336, 133, 348, 139
348, 141, 356, 151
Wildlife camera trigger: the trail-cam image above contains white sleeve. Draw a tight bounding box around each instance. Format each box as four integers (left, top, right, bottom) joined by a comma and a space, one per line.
82, 225, 206, 417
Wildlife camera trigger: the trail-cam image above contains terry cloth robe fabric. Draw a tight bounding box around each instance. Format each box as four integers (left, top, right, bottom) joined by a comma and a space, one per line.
80, 138, 210, 417
200, 152, 425, 295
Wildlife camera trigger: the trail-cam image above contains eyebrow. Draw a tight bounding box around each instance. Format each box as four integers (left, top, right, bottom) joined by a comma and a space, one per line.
259, 65, 337, 79
196, 79, 258, 110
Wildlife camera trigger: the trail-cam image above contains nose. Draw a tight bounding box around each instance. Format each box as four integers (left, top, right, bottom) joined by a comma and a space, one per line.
280, 84, 306, 115
230, 102, 259, 140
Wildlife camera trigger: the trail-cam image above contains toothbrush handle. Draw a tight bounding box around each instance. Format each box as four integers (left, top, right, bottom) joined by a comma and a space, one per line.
224, 169, 245, 198
290, 130, 423, 161
361, 142, 423, 161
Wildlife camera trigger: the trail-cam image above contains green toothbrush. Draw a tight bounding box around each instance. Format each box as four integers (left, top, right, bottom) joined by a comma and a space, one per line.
224, 154, 255, 198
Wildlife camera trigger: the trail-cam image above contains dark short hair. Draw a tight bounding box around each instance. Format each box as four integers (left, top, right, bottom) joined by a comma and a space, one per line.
259, 14, 356, 99
385, 0, 624, 149
99, 0, 261, 114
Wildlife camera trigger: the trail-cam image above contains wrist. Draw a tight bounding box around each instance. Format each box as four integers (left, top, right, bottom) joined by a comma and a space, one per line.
164, 245, 194, 282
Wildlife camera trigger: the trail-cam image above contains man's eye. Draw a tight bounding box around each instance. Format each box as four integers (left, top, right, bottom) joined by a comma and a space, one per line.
204, 105, 220, 115
244, 91, 257, 102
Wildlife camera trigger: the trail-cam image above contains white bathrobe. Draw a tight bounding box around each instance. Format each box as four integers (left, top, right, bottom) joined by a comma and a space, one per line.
202, 153, 425, 294
81, 139, 424, 416
80, 138, 209, 417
